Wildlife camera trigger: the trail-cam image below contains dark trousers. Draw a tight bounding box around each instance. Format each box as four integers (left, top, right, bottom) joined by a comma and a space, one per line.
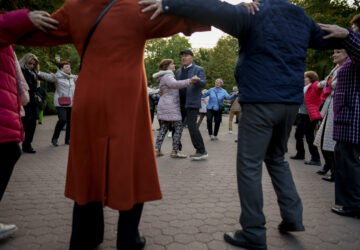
186, 108, 206, 154
21, 117, 37, 148
334, 142, 360, 209
321, 150, 334, 177
150, 108, 155, 123
294, 114, 320, 161
197, 113, 206, 128
70, 202, 144, 250
237, 104, 303, 243
206, 109, 222, 136
0, 142, 21, 200
53, 107, 72, 143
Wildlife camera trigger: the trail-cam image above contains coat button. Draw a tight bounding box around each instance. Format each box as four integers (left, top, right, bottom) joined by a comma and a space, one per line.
164, 5, 169, 11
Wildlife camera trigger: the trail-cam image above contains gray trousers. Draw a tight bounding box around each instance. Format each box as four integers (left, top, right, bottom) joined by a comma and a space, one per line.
237, 103, 303, 243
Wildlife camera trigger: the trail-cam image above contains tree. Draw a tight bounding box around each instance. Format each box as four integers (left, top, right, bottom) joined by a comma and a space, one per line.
145, 34, 192, 85
290, 0, 358, 79
202, 35, 239, 92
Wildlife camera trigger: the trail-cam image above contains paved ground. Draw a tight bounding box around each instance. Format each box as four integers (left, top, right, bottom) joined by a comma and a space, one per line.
0, 115, 360, 250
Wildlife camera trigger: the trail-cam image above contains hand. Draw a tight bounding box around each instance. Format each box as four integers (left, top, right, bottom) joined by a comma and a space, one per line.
239, 2, 260, 15
318, 23, 349, 39
235, 91, 239, 96
239, 1, 260, 15
139, 0, 163, 20
28, 11, 59, 33
190, 75, 200, 83
158, 90, 163, 96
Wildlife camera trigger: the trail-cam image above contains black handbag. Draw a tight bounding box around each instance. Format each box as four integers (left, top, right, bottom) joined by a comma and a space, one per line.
79, 0, 118, 70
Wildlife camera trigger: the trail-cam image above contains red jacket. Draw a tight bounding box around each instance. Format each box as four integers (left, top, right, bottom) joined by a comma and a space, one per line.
305, 81, 322, 121
0, 9, 34, 144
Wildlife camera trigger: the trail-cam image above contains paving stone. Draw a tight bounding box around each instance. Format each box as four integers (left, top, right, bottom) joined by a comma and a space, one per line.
0, 115, 359, 250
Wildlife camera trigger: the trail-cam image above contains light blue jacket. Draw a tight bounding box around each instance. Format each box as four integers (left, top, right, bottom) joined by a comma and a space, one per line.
203, 87, 235, 111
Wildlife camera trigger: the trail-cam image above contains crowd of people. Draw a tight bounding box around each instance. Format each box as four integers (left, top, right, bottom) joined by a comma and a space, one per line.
0, 0, 360, 250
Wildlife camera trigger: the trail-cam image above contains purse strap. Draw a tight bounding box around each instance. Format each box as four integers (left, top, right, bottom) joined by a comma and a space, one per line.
79, 0, 118, 70
214, 89, 222, 109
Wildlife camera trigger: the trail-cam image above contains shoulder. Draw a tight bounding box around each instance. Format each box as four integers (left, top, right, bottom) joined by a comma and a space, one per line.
193, 64, 204, 71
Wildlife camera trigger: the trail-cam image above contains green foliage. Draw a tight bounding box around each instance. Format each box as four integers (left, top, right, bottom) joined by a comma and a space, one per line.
144, 35, 238, 93
145, 35, 192, 86
290, 0, 358, 79
2, 0, 80, 95
201, 35, 238, 92
0, 0, 64, 12
44, 92, 57, 115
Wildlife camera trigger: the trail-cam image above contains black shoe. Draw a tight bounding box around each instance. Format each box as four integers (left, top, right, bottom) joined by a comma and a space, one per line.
316, 169, 329, 175
133, 236, 146, 250
278, 221, 305, 234
51, 138, 58, 147
304, 160, 321, 166
224, 230, 267, 250
331, 206, 360, 218
22, 146, 36, 153
120, 236, 145, 250
290, 155, 305, 160
322, 176, 335, 182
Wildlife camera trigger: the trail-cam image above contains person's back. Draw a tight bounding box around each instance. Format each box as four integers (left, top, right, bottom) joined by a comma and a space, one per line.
139, 0, 343, 249
156, 0, 341, 103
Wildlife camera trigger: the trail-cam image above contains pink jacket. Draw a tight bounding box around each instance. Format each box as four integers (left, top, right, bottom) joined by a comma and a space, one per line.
0, 9, 34, 143
304, 81, 322, 121
153, 71, 190, 121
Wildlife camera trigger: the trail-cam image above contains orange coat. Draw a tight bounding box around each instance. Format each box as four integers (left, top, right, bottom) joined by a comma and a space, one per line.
20, 0, 209, 210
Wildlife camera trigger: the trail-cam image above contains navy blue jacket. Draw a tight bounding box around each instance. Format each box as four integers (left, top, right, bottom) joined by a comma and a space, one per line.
163, 0, 342, 104
176, 64, 206, 109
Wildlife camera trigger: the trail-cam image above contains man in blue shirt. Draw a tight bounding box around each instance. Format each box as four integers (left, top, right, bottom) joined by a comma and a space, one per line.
140, 0, 343, 249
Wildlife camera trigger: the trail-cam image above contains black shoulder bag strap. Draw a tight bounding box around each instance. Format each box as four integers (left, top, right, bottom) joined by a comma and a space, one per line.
214, 89, 223, 111
79, 0, 118, 70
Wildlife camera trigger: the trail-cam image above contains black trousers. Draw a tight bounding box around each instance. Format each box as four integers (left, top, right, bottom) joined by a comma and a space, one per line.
0, 142, 21, 200
321, 150, 334, 177
207, 109, 222, 136
186, 108, 206, 154
294, 114, 320, 161
150, 108, 155, 123
21, 117, 37, 148
70, 202, 144, 250
53, 107, 72, 143
334, 142, 360, 209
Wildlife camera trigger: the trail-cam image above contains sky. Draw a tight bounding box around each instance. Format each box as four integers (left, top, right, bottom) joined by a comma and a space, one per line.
187, 0, 355, 48
188, 0, 250, 48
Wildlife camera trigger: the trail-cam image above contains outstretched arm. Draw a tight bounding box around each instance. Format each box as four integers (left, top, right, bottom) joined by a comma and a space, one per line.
0, 10, 58, 48
38, 71, 57, 83
320, 24, 360, 64
140, 0, 256, 38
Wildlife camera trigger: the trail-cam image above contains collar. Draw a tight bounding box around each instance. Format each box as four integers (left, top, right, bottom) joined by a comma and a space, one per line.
184, 63, 193, 69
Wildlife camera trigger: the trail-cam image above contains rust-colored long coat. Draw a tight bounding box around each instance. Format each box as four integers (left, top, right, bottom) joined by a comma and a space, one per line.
20, 0, 208, 210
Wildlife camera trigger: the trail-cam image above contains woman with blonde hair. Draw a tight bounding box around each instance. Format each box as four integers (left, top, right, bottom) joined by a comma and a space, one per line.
19, 53, 42, 153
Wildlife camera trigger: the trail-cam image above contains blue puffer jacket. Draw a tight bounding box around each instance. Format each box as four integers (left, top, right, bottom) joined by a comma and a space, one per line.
162, 0, 343, 104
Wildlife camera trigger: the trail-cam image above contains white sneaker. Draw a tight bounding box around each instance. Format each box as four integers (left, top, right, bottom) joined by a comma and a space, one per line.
167, 131, 172, 138
210, 135, 215, 141
170, 150, 187, 158
0, 223, 17, 240
190, 152, 208, 160
228, 130, 233, 134
214, 136, 218, 140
